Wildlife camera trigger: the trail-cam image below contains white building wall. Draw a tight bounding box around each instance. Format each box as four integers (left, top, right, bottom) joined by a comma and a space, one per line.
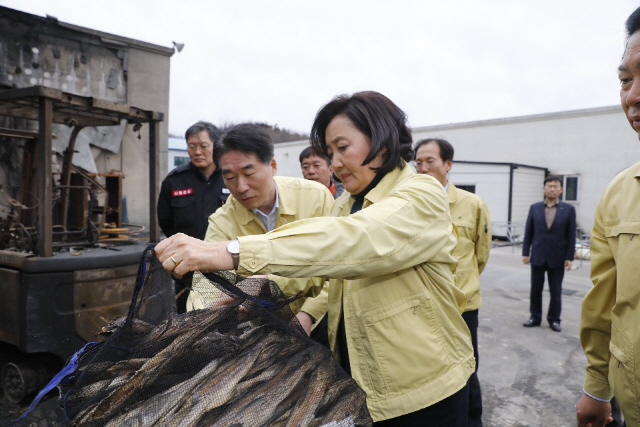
413, 106, 640, 231
511, 167, 546, 230
449, 163, 511, 225
273, 140, 307, 178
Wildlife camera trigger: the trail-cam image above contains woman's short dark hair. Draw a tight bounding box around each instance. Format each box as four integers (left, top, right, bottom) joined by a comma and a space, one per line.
184, 121, 221, 143
414, 138, 454, 163
214, 123, 274, 165
310, 91, 413, 174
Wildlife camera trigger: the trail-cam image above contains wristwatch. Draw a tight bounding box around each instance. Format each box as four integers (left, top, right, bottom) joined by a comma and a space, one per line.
226, 239, 240, 270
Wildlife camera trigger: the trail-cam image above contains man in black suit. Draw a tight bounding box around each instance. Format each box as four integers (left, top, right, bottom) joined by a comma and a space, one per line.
522, 175, 576, 332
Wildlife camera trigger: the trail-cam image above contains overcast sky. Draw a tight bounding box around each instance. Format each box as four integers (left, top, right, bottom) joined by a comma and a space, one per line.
3, 0, 638, 135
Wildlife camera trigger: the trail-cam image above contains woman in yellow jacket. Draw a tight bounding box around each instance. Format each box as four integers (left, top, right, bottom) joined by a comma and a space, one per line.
155, 91, 475, 426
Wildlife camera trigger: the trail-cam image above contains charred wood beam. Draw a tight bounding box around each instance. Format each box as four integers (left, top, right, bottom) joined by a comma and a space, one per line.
37, 96, 53, 256
0, 127, 39, 139
60, 126, 83, 230
149, 120, 160, 243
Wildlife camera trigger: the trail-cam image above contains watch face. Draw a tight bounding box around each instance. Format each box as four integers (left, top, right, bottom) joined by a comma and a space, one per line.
227, 240, 240, 254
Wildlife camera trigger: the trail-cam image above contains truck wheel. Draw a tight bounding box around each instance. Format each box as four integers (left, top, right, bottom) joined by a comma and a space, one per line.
1, 361, 47, 404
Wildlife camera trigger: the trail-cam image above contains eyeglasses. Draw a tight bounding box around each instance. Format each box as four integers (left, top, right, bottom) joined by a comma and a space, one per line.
187, 144, 212, 152
415, 158, 439, 167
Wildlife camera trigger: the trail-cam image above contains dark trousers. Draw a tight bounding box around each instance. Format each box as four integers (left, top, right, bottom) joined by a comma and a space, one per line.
530, 263, 564, 324
462, 309, 483, 427
309, 315, 331, 349
373, 382, 469, 427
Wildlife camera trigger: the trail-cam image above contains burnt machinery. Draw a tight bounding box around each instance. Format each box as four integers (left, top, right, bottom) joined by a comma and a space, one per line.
0, 85, 164, 403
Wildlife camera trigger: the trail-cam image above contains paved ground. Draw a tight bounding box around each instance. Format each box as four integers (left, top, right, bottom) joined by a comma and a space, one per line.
479, 244, 591, 427
1, 243, 593, 426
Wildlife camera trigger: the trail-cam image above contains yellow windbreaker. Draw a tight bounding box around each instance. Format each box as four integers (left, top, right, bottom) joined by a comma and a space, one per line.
580, 161, 640, 426
197, 175, 334, 315
236, 165, 474, 421
447, 183, 491, 311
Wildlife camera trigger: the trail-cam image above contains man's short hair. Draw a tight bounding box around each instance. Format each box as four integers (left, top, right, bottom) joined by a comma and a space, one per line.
184, 121, 221, 143
414, 138, 454, 163
544, 175, 563, 186
626, 7, 640, 38
214, 123, 274, 165
299, 146, 331, 165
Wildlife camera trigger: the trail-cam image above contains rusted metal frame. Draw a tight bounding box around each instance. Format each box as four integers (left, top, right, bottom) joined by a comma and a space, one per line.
149, 119, 160, 243
60, 126, 84, 230
91, 97, 131, 114
0, 86, 55, 102
0, 86, 158, 125
0, 127, 39, 139
0, 99, 38, 111
129, 107, 163, 123
0, 107, 40, 120
53, 107, 122, 125
71, 165, 108, 234
72, 166, 108, 193
37, 96, 53, 256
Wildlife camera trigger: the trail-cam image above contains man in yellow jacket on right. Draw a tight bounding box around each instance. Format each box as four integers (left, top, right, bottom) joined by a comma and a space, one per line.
415, 138, 491, 427
576, 6, 640, 427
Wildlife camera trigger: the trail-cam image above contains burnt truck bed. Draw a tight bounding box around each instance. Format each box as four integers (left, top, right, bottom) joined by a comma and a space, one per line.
0, 241, 153, 402
0, 241, 152, 402
0, 242, 149, 363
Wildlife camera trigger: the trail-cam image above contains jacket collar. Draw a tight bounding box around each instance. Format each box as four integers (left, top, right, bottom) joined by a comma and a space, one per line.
364, 164, 411, 204
188, 161, 220, 182
232, 176, 296, 227
446, 182, 458, 204
334, 164, 413, 215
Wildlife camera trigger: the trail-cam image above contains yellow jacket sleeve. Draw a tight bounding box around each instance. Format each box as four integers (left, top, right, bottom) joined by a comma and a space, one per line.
237, 174, 456, 280
205, 178, 333, 300
580, 202, 616, 399
299, 281, 329, 322
475, 200, 491, 275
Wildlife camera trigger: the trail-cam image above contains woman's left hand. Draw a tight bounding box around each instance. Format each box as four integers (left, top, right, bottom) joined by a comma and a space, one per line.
154, 233, 234, 278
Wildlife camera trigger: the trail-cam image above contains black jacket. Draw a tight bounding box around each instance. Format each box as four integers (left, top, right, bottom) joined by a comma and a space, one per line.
157, 162, 229, 239
522, 200, 576, 268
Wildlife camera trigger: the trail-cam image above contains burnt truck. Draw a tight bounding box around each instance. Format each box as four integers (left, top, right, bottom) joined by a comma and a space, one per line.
0, 7, 173, 403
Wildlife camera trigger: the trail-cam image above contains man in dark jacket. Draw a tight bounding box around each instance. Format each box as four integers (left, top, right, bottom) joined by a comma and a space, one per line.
157, 121, 229, 313
522, 175, 576, 332
157, 121, 229, 240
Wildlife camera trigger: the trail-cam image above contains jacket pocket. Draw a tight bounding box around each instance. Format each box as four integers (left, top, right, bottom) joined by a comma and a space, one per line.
171, 195, 197, 227
603, 223, 640, 301
608, 325, 638, 419
360, 293, 440, 398
452, 221, 475, 258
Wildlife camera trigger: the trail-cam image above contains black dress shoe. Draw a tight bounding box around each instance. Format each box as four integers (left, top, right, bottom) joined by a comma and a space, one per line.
550, 322, 561, 332
523, 318, 541, 327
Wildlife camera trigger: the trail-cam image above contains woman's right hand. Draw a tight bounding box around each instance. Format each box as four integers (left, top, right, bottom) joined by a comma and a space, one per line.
154, 233, 234, 278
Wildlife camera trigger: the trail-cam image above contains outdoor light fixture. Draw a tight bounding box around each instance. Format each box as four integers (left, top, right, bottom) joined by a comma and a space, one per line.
172, 41, 185, 53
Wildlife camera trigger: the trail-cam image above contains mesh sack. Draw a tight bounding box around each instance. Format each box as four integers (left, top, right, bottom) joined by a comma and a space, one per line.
14, 245, 372, 427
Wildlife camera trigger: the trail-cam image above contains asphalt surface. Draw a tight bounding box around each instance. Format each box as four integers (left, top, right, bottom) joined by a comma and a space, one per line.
0, 243, 592, 426
479, 244, 591, 427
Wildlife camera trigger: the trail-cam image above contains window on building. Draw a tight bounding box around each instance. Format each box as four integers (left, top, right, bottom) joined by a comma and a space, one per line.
174, 156, 189, 167
455, 184, 476, 194
561, 175, 579, 202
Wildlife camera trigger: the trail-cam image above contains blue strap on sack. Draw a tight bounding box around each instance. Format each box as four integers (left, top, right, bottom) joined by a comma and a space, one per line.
17, 244, 155, 421
17, 341, 101, 420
